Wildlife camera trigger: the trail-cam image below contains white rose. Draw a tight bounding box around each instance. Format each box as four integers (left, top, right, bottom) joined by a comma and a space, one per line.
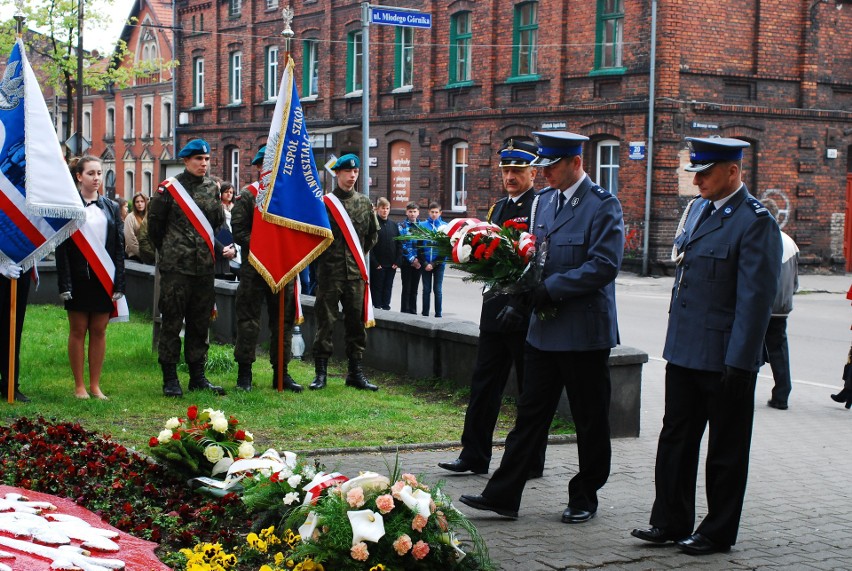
287, 474, 303, 488
157, 429, 173, 443
283, 492, 300, 505
243, 430, 254, 442
165, 417, 181, 430
204, 444, 225, 463
238, 441, 255, 459
210, 415, 229, 433
458, 244, 472, 263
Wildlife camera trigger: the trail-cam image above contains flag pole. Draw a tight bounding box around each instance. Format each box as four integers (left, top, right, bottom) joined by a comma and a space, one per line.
8, 3, 25, 404
275, 6, 295, 392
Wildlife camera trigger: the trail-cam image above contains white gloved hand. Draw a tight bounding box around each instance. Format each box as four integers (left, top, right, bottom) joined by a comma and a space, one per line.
59, 291, 73, 301
112, 292, 124, 301
0, 264, 23, 279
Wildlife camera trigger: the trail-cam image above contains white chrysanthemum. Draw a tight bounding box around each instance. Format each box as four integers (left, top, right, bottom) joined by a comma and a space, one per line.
287, 474, 303, 488
164, 417, 181, 430
204, 444, 225, 463
302, 465, 316, 479
279, 467, 293, 479
238, 441, 255, 459
283, 492, 300, 505
458, 244, 472, 263
157, 429, 173, 443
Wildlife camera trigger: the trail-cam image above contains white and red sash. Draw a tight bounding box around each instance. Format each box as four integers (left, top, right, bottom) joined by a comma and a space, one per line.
322, 194, 375, 327
160, 177, 215, 261
246, 181, 261, 198
71, 214, 129, 323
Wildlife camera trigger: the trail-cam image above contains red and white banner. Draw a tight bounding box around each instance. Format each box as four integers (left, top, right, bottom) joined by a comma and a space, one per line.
71, 218, 129, 323
160, 178, 215, 261
323, 194, 374, 327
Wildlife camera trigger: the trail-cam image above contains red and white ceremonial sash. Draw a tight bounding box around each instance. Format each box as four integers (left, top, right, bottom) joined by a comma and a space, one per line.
160, 177, 215, 261
71, 220, 129, 323
322, 194, 375, 327
246, 180, 261, 198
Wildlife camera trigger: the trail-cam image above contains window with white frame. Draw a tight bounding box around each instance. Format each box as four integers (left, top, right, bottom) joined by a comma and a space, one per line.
230, 51, 242, 103
266, 0, 278, 8
265, 46, 279, 100
229, 147, 240, 185
302, 40, 319, 98
142, 103, 153, 138
161, 101, 172, 137
347, 30, 363, 94
82, 110, 91, 140
106, 107, 115, 139
596, 140, 620, 195
450, 141, 468, 211
229, 0, 241, 17
143, 171, 153, 195
125, 170, 135, 195
124, 105, 134, 138
193, 57, 205, 107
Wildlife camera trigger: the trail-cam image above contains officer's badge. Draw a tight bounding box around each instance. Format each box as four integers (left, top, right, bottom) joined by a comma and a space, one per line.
571, 197, 580, 207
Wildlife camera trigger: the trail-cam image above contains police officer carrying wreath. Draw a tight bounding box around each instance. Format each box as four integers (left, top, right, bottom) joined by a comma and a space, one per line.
310, 154, 380, 391
232, 145, 302, 393
439, 139, 546, 478
148, 139, 226, 397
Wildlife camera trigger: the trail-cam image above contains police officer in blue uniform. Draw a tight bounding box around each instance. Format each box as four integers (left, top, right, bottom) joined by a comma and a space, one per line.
460, 131, 624, 524
632, 137, 781, 554
439, 139, 546, 478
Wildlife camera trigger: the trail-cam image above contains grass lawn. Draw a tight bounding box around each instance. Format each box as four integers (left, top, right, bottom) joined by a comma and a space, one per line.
3, 304, 572, 454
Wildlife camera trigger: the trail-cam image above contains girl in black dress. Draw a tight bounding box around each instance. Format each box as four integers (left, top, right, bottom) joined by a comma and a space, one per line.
56, 156, 126, 399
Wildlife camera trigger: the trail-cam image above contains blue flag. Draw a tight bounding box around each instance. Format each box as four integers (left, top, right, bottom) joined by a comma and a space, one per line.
0, 39, 85, 270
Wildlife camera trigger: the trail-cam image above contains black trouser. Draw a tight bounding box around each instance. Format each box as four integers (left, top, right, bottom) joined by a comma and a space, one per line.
482, 345, 611, 512
399, 264, 420, 314
649, 363, 756, 547
765, 316, 792, 403
0, 272, 30, 395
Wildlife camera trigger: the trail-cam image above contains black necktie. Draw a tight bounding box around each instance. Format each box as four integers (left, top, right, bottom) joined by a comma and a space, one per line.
696, 201, 715, 228
556, 192, 566, 216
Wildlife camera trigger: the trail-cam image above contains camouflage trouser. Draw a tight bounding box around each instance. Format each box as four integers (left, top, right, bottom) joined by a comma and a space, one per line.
158, 271, 215, 365
233, 263, 295, 365
312, 278, 367, 360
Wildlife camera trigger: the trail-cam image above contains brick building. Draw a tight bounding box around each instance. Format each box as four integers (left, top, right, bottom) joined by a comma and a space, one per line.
86, 0, 176, 201
172, 0, 852, 270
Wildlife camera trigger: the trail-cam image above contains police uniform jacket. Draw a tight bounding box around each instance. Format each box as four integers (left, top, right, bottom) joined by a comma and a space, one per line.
479, 189, 533, 332
317, 186, 379, 282
663, 185, 781, 373
527, 175, 623, 351
147, 170, 225, 276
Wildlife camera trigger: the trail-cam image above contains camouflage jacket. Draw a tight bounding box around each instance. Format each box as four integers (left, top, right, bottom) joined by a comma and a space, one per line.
231, 185, 257, 254
317, 186, 379, 281
147, 170, 224, 276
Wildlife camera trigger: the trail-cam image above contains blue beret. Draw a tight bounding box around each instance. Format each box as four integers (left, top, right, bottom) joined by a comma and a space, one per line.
530, 131, 589, 167
498, 139, 538, 167
684, 137, 750, 172
251, 145, 267, 166
332, 153, 361, 170
178, 139, 211, 158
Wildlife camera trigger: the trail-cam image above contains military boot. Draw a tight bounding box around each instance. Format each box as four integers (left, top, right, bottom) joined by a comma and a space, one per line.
345, 358, 379, 391
235, 362, 253, 392
272, 364, 304, 393
309, 358, 328, 390
188, 362, 226, 395
162, 363, 183, 397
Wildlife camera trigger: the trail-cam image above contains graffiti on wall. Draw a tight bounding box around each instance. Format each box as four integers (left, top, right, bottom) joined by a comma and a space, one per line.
759, 189, 790, 229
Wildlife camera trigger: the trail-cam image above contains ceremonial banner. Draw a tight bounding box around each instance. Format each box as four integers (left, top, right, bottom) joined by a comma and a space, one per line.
0, 39, 86, 270
250, 56, 333, 292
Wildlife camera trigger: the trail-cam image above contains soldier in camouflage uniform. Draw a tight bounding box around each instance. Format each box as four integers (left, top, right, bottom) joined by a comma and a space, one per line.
310, 154, 380, 391
232, 146, 302, 393
147, 139, 226, 397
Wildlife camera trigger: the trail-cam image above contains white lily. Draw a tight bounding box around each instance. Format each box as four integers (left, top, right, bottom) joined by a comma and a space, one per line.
398, 485, 433, 518
439, 532, 467, 562
298, 511, 320, 543
347, 509, 386, 546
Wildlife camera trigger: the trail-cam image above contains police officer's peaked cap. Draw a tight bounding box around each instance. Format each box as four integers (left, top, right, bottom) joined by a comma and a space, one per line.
684, 137, 750, 173
498, 139, 538, 167
178, 139, 211, 158
530, 131, 589, 167
332, 153, 361, 170
251, 145, 267, 166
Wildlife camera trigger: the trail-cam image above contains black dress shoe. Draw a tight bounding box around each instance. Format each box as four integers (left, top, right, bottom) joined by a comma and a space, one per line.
631, 526, 687, 544
767, 399, 788, 410
438, 459, 487, 475
458, 494, 518, 519
561, 506, 596, 524
2, 390, 30, 402
831, 388, 852, 409
677, 533, 730, 555
526, 470, 544, 480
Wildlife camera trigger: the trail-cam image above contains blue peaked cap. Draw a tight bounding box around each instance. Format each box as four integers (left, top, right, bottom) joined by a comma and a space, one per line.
685, 137, 750, 172
530, 131, 589, 167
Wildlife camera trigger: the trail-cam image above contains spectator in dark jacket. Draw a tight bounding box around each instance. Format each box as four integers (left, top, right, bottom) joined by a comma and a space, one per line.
370, 197, 401, 311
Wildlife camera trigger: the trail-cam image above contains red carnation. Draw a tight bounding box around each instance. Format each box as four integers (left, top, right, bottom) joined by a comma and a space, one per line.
484, 239, 501, 259
516, 223, 528, 231
172, 431, 181, 440
471, 233, 482, 246
473, 244, 487, 260
187, 405, 198, 421
148, 437, 158, 447
234, 429, 246, 440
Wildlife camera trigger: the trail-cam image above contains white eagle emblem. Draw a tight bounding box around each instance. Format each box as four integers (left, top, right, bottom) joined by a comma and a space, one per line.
0, 61, 24, 110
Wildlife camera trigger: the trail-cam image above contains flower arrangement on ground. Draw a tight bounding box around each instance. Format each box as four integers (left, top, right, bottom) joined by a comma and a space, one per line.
148, 404, 256, 480
284, 470, 495, 570
397, 217, 537, 294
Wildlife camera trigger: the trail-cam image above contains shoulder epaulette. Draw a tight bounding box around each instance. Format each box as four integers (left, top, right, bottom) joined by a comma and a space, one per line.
745, 197, 770, 217
536, 186, 557, 197
590, 185, 613, 201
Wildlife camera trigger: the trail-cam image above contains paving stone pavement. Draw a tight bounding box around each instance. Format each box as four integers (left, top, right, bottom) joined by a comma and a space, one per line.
310, 274, 852, 570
